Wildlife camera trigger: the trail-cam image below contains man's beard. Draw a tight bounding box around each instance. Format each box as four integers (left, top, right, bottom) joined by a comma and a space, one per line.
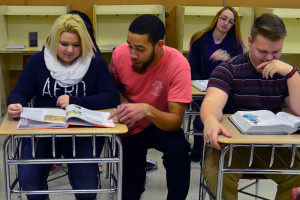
131, 50, 156, 74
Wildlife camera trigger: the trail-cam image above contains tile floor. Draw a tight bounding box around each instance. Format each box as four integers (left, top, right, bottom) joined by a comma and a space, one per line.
0, 117, 278, 200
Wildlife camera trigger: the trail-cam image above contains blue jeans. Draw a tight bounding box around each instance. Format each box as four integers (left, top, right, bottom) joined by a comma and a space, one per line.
121, 125, 191, 200
18, 137, 104, 200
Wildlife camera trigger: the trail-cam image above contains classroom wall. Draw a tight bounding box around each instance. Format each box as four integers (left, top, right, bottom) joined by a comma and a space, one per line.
1, 0, 300, 48
2, 0, 300, 96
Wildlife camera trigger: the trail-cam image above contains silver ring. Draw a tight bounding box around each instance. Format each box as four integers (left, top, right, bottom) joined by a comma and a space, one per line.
206, 140, 211, 145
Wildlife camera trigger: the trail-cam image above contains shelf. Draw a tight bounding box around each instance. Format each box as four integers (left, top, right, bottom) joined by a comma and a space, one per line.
0, 47, 41, 54
94, 5, 164, 15
93, 4, 165, 52
0, 5, 70, 16
176, 6, 254, 53
180, 6, 223, 16
98, 44, 118, 53
255, 7, 300, 19
282, 46, 300, 54
0, 5, 70, 50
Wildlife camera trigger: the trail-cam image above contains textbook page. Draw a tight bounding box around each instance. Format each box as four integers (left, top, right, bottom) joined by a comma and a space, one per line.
17, 105, 115, 129
18, 107, 67, 129
229, 110, 295, 135
66, 104, 115, 127
276, 112, 300, 130
20, 107, 66, 124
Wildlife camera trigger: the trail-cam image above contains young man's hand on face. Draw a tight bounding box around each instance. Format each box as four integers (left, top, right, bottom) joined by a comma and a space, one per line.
257, 60, 294, 79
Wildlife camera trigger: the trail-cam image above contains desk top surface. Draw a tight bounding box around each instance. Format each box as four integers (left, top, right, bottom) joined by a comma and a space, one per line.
192, 85, 206, 96
0, 109, 128, 135
218, 114, 300, 145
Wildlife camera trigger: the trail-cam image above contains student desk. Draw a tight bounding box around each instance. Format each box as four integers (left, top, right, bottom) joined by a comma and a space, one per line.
182, 85, 206, 136
200, 114, 300, 200
0, 109, 128, 200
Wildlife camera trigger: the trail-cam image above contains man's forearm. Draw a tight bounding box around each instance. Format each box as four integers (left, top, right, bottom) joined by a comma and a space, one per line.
146, 103, 185, 132
200, 99, 223, 125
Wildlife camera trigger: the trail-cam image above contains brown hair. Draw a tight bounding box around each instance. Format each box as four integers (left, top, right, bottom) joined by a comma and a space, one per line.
189, 6, 245, 50
251, 13, 286, 41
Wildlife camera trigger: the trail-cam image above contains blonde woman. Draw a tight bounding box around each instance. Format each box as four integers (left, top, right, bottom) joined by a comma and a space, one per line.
7, 14, 120, 200
189, 6, 245, 162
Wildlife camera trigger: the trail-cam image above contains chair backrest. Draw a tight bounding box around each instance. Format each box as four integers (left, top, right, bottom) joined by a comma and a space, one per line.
23, 55, 32, 68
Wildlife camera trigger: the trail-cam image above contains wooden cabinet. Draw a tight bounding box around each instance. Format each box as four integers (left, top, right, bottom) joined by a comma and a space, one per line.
0, 5, 69, 116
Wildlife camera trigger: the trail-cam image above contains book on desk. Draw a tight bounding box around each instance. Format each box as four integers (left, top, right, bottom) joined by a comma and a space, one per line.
17, 104, 115, 129
229, 110, 300, 135
192, 80, 208, 92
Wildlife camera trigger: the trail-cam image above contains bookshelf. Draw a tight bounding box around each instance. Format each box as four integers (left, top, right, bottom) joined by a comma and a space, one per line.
0, 5, 69, 117
175, 6, 254, 54
0, 5, 70, 52
93, 4, 165, 53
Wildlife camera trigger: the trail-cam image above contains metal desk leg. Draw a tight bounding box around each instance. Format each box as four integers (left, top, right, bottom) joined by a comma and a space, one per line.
3, 136, 13, 200
115, 136, 123, 200
199, 141, 207, 200
216, 146, 230, 200
3, 134, 124, 200
182, 106, 188, 134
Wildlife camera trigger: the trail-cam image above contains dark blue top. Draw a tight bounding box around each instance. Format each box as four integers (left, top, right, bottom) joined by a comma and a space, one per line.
207, 32, 230, 76
7, 49, 120, 110
189, 31, 243, 80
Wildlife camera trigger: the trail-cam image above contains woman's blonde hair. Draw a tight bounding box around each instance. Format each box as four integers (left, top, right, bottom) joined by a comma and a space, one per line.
45, 14, 95, 61
189, 6, 246, 50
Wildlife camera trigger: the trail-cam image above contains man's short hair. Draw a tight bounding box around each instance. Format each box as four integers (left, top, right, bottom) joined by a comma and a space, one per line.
251, 13, 286, 41
129, 14, 165, 45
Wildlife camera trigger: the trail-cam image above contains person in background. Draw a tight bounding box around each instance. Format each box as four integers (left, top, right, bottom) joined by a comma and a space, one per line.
108, 14, 192, 200
7, 14, 120, 200
200, 13, 300, 199
188, 6, 245, 162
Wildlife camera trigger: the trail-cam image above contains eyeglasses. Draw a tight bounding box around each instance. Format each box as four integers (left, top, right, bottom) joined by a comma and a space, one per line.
219, 16, 235, 25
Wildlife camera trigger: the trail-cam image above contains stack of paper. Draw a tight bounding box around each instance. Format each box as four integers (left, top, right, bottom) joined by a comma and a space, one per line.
6, 45, 26, 49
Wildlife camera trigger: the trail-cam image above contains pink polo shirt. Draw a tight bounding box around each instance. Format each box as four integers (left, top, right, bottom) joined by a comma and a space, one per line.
110, 43, 192, 137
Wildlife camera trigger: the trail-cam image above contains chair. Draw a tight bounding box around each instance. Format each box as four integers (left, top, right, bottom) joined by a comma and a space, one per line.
187, 86, 272, 199
199, 144, 267, 200
182, 103, 265, 199
238, 174, 267, 200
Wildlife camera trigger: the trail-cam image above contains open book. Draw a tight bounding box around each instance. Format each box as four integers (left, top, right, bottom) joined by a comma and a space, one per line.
192, 80, 208, 92
229, 110, 300, 135
17, 104, 115, 129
